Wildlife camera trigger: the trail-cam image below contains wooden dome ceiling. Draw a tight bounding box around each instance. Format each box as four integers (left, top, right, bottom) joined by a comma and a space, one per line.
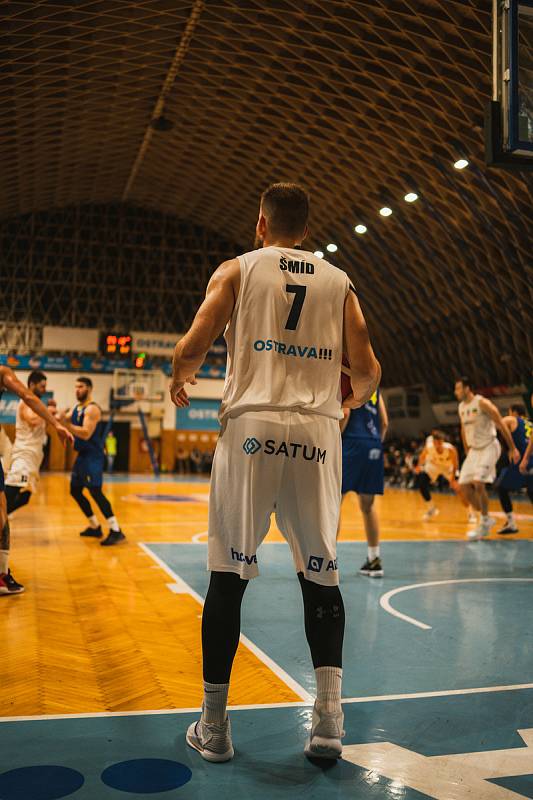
1, 1, 531, 390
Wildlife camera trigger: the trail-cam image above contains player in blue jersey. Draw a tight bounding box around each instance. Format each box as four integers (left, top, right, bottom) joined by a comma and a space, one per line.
495, 404, 533, 534
58, 377, 125, 546
339, 390, 388, 577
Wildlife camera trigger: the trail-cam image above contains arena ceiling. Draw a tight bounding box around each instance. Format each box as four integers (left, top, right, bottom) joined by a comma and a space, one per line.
1, 0, 532, 392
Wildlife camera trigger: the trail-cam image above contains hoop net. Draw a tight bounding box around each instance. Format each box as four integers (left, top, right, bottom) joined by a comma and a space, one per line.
112, 369, 166, 417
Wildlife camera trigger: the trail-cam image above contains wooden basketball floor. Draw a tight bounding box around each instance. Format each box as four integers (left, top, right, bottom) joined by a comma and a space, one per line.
1, 473, 532, 799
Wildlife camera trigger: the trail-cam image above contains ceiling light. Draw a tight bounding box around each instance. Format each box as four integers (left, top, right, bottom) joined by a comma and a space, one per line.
404, 192, 418, 203
314, 250, 324, 258
354, 225, 367, 234
379, 207, 392, 217
453, 159, 469, 170
326, 243, 337, 253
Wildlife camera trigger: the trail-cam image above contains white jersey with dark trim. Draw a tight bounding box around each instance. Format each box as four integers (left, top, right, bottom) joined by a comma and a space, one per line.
459, 395, 497, 449
9, 401, 46, 474
424, 436, 455, 474
220, 246, 351, 422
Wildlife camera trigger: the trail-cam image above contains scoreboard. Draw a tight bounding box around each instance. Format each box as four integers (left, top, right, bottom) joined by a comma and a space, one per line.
100, 332, 132, 357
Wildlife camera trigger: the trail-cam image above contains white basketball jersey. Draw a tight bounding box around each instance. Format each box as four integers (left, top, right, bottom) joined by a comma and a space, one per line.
10, 401, 47, 473
459, 395, 497, 449
425, 436, 455, 473
220, 246, 351, 422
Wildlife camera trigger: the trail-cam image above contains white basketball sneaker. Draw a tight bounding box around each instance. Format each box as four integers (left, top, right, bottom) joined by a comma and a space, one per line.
422, 506, 439, 521
186, 715, 234, 762
467, 516, 496, 541
304, 702, 344, 760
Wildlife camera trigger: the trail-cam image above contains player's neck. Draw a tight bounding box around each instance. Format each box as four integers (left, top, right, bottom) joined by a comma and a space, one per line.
263, 236, 302, 249
464, 391, 475, 403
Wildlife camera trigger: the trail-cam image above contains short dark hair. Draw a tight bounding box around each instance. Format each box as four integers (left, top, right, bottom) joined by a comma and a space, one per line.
260, 182, 309, 238
28, 370, 46, 387
456, 376, 472, 390
510, 403, 526, 416
77, 376, 93, 388
432, 429, 446, 441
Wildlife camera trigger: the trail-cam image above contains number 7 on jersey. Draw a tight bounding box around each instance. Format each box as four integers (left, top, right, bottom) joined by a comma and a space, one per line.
285, 284, 307, 330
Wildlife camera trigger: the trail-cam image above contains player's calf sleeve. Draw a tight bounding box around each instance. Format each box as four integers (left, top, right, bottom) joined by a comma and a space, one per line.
417, 471, 432, 502
5, 486, 30, 515
298, 573, 345, 669
498, 487, 513, 514
70, 485, 94, 518
202, 571, 248, 684
0, 517, 10, 572
88, 487, 113, 519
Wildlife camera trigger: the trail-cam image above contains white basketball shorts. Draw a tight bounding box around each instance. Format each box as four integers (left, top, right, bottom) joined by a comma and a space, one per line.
208, 409, 342, 586
5, 455, 40, 493
458, 440, 501, 485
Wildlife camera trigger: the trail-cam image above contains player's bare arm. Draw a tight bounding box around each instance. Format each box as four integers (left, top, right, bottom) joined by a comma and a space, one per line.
20, 401, 49, 429
0, 366, 73, 446
342, 290, 381, 408
479, 397, 520, 463
520, 437, 533, 474
378, 395, 388, 441
61, 403, 101, 441
450, 445, 459, 473
417, 447, 427, 470
170, 258, 240, 408
460, 424, 469, 456
501, 415, 518, 434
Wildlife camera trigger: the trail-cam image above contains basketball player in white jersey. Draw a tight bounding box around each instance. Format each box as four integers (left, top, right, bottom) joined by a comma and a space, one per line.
170, 183, 380, 762
417, 430, 474, 522
0, 366, 72, 594
5, 371, 50, 515
455, 377, 519, 540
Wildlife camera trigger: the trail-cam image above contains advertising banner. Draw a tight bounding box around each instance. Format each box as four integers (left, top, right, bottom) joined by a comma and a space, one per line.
176, 399, 221, 431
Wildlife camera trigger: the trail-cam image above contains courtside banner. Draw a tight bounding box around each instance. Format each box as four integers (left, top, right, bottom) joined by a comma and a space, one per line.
176, 399, 221, 431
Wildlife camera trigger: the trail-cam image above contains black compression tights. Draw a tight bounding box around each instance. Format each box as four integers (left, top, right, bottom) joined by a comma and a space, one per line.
70, 485, 114, 520
298, 573, 345, 668
202, 571, 248, 684
417, 471, 432, 502
201, 570, 346, 684
499, 486, 533, 514
5, 486, 31, 515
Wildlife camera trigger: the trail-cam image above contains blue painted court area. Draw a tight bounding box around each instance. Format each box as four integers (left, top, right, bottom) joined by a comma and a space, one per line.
1, 690, 532, 799
148, 540, 533, 698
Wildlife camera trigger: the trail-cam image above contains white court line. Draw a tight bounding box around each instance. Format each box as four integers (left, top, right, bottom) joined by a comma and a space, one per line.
191, 530, 208, 543
138, 542, 314, 703
380, 578, 533, 630
2, 682, 533, 724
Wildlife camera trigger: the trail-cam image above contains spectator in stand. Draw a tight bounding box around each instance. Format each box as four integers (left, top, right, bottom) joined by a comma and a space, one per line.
105, 430, 117, 473
176, 445, 189, 475
190, 447, 203, 474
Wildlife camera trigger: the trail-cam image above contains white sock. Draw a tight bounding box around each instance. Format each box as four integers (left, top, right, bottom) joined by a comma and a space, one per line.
315, 666, 342, 714
88, 515, 99, 529
202, 681, 229, 725
107, 516, 120, 533
0, 550, 9, 574
506, 513, 515, 525
481, 514, 490, 525
368, 546, 380, 561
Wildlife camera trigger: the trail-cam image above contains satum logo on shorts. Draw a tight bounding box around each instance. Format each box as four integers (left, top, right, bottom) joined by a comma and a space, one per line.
243, 437, 262, 455
231, 548, 257, 565
242, 438, 327, 463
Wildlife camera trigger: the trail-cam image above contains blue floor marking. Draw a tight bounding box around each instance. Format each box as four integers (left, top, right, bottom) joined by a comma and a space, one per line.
1, 691, 532, 799
148, 540, 533, 698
